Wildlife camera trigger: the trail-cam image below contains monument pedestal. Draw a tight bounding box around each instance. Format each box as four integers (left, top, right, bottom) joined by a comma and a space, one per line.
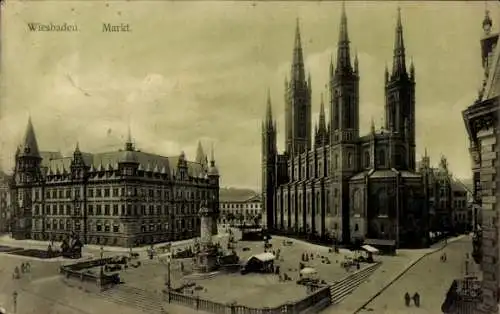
194, 247, 218, 273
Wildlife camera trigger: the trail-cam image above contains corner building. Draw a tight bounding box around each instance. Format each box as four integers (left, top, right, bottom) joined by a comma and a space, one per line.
11, 120, 220, 247
262, 6, 428, 248
463, 10, 500, 314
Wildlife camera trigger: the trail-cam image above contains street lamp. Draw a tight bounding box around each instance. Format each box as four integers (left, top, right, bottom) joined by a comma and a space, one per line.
100, 245, 104, 276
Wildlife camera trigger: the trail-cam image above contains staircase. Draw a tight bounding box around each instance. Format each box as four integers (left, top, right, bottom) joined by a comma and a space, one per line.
329, 262, 381, 305
99, 284, 167, 313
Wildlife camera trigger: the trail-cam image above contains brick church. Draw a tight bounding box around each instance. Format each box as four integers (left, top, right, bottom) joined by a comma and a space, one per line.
262, 5, 428, 248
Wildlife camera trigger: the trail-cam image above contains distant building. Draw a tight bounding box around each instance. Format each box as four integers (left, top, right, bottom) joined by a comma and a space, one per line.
462, 10, 500, 314
11, 118, 220, 247
0, 171, 11, 233
418, 153, 472, 233
262, 6, 428, 248
219, 188, 262, 225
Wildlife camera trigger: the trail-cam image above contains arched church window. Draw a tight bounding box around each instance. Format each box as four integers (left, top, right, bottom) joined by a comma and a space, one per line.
364, 151, 370, 168
378, 188, 389, 216
378, 150, 386, 167
352, 189, 363, 216
334, 154, 339, 169
347, 153, 353, 168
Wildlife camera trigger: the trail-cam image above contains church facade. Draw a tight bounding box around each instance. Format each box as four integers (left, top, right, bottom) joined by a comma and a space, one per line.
262, 6, 428, 248
11, 119, 220, 247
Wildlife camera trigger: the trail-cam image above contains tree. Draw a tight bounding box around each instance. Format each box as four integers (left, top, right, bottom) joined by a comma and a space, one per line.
253, 213, 262, 226
226, 212, 236, 223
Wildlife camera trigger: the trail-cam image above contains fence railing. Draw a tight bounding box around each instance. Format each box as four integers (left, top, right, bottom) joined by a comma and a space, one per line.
60, 257, 119, 290
164, 284, 331, 314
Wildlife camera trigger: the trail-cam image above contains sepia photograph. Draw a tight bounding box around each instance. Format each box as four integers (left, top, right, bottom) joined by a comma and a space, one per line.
0, 0, 499, 313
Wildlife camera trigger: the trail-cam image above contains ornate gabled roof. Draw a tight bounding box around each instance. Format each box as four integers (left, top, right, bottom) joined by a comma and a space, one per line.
38, 148, 206, 179
19, 117, 41, 158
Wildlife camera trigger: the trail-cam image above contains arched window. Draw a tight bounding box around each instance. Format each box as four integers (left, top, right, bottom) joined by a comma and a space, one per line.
352, 189, 363, 216
334, 154, 339, 169
347, 152, 353, 168
378, 150, 386, 167
378, 188, 389, 216
364, 151, 370, 168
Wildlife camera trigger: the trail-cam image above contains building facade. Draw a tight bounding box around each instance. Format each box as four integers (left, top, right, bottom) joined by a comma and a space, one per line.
262, 6, 428, 248
418, 153, 472, 234
0, 171, 11, 233
219, 190, 262, 225
462, 10, 500, 314
11, 120, 220, 247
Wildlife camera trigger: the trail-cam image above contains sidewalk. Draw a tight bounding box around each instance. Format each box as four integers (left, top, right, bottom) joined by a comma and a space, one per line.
322, 234, 466, 314
0, 233, 229, 254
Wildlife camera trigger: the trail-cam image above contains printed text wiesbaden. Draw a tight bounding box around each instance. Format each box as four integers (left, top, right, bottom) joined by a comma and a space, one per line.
27, 22, 79, 32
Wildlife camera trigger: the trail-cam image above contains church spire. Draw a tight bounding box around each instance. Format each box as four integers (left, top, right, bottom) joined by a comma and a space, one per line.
19, 116, 41, 158
266, 88, 273, 126
319, 93, 326, 130
392, 7, 407, 78
291, 18, 306, 84
336, 1, 352, 73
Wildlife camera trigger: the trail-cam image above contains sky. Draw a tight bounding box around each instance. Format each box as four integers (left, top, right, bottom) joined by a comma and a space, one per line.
0, 1, 498, 190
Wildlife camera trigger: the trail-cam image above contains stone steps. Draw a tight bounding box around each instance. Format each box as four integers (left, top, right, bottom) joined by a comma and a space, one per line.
330, 263, 381, 305
100, 285, 167, 313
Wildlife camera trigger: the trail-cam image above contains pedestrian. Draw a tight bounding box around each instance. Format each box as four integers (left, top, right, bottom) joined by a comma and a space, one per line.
404, 292, 411, 307
413, 292, 420, 307
12, 291, 17, 313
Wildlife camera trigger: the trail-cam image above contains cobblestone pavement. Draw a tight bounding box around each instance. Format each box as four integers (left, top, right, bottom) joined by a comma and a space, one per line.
122, 235, 360, 308
355, 236, 474, 314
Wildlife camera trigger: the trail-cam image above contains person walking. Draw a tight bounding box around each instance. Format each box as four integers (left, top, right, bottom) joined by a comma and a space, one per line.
413, 292, 420, 307
404, 292, 411, 307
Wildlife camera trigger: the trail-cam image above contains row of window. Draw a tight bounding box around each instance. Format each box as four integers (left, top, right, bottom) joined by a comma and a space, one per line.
33, 186, 214, 201
220, 202, 260, 209
33, 202, 202, 217
220, 209, 260, 216
35, 219, 199, 233
289, 148, 411, 181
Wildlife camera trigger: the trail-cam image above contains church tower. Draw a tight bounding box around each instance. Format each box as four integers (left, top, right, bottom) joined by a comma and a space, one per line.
385, 8, 416, 170
262, 90, 277, 230
285, 19, 312, 157
329, 3, 360, 244
13, 117, 42, 239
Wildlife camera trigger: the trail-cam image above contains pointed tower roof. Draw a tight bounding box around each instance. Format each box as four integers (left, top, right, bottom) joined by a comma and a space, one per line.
318, 93, 326, 130
336, 1, 352, 73
208, 142, 219, 176
392, 7, 407, 78
125, 124, 134, 151
19, 117, 41, 158
291, 18, 306, 84
265, 88, 274, 127
195, 141, 205, 164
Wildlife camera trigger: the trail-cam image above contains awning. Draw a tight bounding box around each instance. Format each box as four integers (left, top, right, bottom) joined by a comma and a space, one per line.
365, 238, 396, 246
361, 245, 379, 254
247, 252, 275, 263
300, 267, 317, 275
